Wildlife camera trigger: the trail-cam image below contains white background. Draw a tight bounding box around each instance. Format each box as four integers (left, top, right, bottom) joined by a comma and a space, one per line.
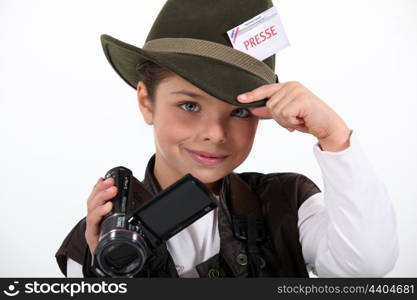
0, 0, 416, 277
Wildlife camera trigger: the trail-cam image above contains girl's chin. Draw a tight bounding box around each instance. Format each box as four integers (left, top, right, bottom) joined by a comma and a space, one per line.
188, 169, 228, 185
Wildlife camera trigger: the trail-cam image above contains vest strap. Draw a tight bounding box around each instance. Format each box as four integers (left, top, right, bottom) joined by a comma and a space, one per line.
228, 173, 268, 277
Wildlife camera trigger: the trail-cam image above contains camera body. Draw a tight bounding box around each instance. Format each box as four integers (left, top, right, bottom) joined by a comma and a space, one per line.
91, 166, 218, 277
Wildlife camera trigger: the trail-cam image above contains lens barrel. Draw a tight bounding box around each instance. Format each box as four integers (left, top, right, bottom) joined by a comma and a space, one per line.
95, 226, 148, 277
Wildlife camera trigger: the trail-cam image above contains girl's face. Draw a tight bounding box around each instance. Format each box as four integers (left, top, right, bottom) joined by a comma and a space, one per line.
137, 73, 259, 194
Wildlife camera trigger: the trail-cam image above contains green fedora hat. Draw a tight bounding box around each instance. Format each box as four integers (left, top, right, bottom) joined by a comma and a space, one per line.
101, 0, 278, 107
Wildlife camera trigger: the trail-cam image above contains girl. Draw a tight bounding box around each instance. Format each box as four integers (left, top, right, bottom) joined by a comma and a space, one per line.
56, 0, 398, 277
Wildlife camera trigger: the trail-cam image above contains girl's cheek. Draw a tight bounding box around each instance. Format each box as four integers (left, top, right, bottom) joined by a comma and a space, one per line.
171, 114, 202, 135
156, 113, 195, 142
232, 121, 258, 149
231, 119, 258, 136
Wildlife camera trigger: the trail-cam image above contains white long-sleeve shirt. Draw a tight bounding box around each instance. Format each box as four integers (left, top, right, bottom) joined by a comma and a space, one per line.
66, 130, 399, 277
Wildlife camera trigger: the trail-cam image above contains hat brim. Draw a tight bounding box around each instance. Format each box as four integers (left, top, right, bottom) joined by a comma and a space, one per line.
101, 34, 275, 108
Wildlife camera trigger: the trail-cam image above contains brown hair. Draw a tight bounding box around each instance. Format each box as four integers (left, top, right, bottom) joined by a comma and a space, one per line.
136, 61, 173, 101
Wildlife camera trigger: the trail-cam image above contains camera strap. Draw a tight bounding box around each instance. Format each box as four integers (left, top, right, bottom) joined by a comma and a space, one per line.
226, 173, 267, 277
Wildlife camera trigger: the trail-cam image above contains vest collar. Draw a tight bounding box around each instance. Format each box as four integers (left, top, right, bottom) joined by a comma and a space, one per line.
142, 154, 163, 196
141, 154, 261, 215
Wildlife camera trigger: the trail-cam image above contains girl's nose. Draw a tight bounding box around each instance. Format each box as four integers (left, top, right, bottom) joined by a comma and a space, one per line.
197, 116, 227, 144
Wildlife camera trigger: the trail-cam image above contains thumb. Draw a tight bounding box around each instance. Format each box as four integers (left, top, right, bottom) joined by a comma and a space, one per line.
250, 106, 272, 118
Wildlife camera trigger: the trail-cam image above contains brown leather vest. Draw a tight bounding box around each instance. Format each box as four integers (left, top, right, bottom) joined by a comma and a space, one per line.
56, 155, 320, 277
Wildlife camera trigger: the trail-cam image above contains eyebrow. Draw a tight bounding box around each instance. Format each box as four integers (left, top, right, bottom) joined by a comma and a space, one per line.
170, 90, 206, 99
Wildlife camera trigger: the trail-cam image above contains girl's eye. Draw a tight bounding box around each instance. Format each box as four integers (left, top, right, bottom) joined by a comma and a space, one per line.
232, 108, 251, 118
179, 102, 200, 112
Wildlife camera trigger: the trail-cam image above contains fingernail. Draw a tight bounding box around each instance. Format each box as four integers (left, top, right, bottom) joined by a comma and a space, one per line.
237, 94, 247, 101
104, 177, 112, 183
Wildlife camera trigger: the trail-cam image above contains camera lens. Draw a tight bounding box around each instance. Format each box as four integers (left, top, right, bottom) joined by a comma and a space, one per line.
96, 230, 148, 277
102, 243, 142, 273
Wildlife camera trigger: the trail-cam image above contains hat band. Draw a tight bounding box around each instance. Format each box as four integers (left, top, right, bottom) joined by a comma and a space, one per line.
143, 38, 276, 83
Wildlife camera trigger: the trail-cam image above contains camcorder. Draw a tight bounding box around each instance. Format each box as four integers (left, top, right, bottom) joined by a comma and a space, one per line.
90, 166, 218, 277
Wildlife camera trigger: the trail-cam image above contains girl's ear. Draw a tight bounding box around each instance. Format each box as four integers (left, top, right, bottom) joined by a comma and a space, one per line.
137, 81, 154, 125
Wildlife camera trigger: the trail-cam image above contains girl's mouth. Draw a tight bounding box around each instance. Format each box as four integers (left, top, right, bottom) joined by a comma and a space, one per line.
185, 149, 229, 166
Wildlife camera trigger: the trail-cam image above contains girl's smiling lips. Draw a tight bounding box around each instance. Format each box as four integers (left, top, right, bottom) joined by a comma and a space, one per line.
185, 149, 229, 166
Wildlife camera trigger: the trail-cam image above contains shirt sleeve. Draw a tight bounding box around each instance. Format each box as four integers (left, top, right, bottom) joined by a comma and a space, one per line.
298, 130, 399, 277
66, 258, 84, 278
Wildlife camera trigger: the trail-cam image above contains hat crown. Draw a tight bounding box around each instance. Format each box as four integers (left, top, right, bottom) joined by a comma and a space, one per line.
100, 0, 278, 106
146, 0, 275, 68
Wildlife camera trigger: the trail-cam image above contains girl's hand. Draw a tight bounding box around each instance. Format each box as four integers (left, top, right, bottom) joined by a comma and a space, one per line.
85, 177, 118, 255
237, 81, 352, 152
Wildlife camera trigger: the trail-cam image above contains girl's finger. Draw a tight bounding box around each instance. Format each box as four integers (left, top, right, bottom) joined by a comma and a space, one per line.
85, 201, 113, 255
273, 116, 295, 131
271, 85, 303, 115
277, 99, 309, 131
237, 83, 285, 103
87, 177, 114, 208
248, 84, 297, 118
87, 186, 118, 213
86, 201, 113, 229
265, 84, 299, 115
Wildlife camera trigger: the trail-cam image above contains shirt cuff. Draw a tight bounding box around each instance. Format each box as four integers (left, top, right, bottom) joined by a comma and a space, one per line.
314, 129, 354, 154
